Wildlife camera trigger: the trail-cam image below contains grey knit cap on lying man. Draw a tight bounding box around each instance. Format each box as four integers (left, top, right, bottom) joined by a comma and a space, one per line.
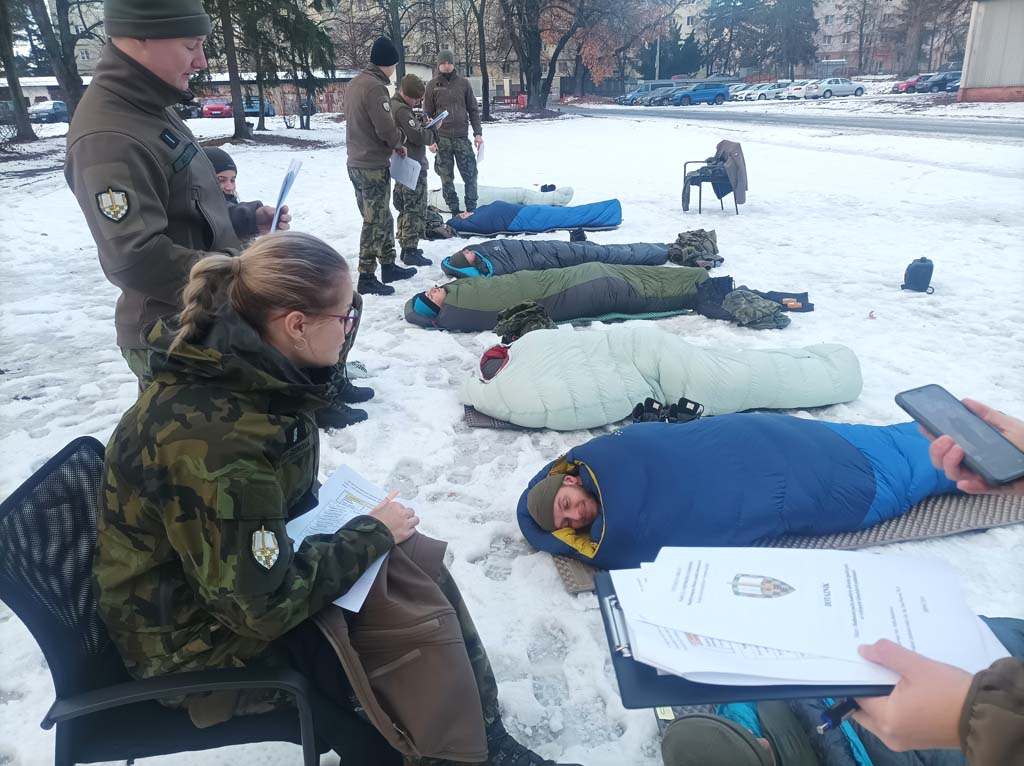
104, 0, 212, 39
526, 475, 563, 532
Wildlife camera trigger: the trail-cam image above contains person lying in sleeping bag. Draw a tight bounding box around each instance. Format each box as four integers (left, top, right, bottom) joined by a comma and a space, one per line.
518, 414, 957, 569
405, 262, 709, 331
446, 199, 622, 237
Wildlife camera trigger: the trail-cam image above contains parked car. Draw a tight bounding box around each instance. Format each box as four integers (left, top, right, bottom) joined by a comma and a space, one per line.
781, 80, 811, 99
201, 97, 233, 118
173, 101, 200, 120
803, 77, 865, 98
616, 81, 676, 105
242, 98, 276, 117
742, 84, 773, 101
891, 73, 935, 94
946, 78, 961, 93
27, 100, 69, 123
648, 86, 689, 106
729, 83, 752, 100
636, 86, 678, 105
671, 81, 730, 105
916, 71, 962, 93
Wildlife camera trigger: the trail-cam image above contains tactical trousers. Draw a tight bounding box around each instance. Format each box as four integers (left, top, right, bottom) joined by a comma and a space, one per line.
348, 167, 397, 274
393, 163, 429, 250
434, 135, 478, 215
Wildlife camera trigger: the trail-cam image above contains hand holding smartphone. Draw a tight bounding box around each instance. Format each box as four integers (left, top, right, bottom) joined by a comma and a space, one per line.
895, 385, 1024, 487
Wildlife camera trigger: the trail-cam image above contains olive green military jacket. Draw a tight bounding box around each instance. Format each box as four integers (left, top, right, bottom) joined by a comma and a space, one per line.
423, 70, 482, 139
345, 66, 404, 169
390, 94, 436, 167
65, 43, 246, 350
94, 312, 394, 726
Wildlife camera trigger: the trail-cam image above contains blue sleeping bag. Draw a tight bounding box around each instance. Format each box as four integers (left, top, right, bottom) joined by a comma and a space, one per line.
448, 199, 622, 237
517, 415, 957, 569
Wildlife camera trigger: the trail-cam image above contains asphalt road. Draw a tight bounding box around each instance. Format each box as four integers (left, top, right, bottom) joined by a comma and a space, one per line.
562, 104, 1024, 139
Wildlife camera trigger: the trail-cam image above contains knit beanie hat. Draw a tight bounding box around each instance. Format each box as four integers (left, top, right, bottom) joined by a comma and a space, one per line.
438, 50, 455, 65
400, 74, 425, 99
370, 37, 400, 67
526, 475, 563, 532
203, 147, 236, 174
661, 715, 772, 766
104, 0, 212, 39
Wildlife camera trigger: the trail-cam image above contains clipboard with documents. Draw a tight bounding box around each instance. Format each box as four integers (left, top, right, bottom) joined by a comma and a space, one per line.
595, 572, 893, 708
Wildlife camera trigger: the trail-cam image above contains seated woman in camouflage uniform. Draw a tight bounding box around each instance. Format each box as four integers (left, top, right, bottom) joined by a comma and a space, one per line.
94, 231, 577, 766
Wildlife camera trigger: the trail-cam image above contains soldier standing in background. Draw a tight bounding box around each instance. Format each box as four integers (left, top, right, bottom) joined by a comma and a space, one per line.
424, 50, 483, 216
390, 74, 436, 267
345, 37, 416, 296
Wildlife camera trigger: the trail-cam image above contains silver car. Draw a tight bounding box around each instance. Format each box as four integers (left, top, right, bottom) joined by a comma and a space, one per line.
804, 77, 866, 99
781, 80, 812, 99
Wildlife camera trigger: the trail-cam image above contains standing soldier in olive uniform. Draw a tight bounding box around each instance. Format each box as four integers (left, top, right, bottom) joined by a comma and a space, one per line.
390, 74, 435, 267
423, 50, 484, 216
64, 1, 369, 429
345, 37, 417, 296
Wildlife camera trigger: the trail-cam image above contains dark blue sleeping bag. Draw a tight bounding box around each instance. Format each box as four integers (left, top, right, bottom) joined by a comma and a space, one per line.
448, 199, 622, 237
517, 415, 957, 569
441, 239, 670, 278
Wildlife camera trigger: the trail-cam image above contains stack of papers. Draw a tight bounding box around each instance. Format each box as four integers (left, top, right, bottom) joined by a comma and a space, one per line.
610, 548, 1008, 687
286, 465, 389, 612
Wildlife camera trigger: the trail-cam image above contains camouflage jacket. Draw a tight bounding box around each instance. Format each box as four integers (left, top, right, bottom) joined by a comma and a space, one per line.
94, 311, 394, 725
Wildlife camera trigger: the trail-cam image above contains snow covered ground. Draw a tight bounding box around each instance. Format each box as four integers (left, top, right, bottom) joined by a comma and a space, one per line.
2, 111, 1023, 766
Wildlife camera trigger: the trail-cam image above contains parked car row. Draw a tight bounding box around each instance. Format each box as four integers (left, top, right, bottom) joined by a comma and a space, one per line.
730, 77, 866, 101
27, 100, 69, 123
172, 97, 278, 120
892, 71, 962, 94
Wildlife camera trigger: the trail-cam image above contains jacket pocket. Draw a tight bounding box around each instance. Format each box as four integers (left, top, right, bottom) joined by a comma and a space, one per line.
191, 186, 215, 250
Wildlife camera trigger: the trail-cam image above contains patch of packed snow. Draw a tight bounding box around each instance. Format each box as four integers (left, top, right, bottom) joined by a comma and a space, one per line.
1, 112, 1023, 766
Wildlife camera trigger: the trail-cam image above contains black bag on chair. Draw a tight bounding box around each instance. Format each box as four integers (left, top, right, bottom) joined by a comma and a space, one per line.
901, 258, 934, 293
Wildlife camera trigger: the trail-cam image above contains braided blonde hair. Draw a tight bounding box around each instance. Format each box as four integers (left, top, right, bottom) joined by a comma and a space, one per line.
170, 232, 349, 351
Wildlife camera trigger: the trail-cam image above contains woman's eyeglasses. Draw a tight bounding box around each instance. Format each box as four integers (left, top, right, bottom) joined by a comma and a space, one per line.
319, 307, 359, 333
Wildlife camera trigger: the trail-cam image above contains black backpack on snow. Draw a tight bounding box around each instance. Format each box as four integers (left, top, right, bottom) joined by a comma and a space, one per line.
901, 257, 934, 294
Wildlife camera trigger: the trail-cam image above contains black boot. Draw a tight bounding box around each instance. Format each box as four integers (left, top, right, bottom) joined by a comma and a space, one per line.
380, 262, 417, 283
315, 403, 368, 430
337, 378, 375, 404
485, 720, 582, 766
400, 247, 433, 267
357, 273, 395, 296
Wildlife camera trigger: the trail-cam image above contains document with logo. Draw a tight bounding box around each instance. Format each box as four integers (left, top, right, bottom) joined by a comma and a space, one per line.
286, 465, 388, 611
271, 159, 302, 231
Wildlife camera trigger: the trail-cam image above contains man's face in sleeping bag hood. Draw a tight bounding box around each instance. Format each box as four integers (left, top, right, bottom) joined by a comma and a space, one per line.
529, 475, 599, 531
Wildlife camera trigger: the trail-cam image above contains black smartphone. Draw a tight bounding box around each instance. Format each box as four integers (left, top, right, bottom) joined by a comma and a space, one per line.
895, 384, 1024, 486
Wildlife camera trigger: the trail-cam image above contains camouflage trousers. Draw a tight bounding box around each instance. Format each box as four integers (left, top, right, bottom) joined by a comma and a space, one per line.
434, 135, 478, 215
121, 292, 362, 408
393, 163, 429, 250
348, 166, 397, 274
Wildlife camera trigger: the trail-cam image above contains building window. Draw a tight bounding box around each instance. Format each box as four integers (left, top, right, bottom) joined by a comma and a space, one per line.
823, 35, 832, 45
686, 15, 698, 26
558, 61, 569, 74
824, 14, 833, 24
843, 33, 852, 44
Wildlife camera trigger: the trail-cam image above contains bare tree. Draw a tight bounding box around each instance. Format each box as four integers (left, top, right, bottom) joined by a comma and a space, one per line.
21, 0, 102, 116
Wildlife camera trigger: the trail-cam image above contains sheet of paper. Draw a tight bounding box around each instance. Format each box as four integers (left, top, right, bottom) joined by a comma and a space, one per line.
476, 142, 485, 163
286, 465, 388, 612
423, 110, 448, 130
271, 159, 301, 231
390, 152, 421, 190
645, 548, 998, 673
611, 568, 897, 686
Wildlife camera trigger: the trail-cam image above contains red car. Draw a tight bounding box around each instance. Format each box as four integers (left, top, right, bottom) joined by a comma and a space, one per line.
891, 73, 936, 94
201, 97, 233, 117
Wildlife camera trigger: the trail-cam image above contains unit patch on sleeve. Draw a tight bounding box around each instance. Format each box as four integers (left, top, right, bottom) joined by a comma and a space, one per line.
160, 128, 181, 149
409, 118, 417, 127
383, 99, 391, 112
96, 188, 130, 222
252, 527, 280, 570
171, 143, 198, 173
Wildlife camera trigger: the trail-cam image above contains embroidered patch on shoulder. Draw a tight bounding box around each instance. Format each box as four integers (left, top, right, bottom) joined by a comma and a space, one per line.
96, 188, 130, 222
382, 99, 391, 112
172, 143, 198, 173
408, 118, 416, 127
160, 128, 180, 149
252, 527, 280, 570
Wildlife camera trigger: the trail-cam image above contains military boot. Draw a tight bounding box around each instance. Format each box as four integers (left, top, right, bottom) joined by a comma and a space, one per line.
400, 247, 433, 267
337, 378, 375, 404
381, 262, 417, 283
315, 403, 368, 430
484, 721, 583, 766
357, 273, 395, 296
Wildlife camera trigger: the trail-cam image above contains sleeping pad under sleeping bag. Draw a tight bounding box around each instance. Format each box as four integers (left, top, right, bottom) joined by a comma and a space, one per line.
447, 199, 622, 237
462, 324, 862, 429
441, 239, 672, 278
518, 415, 957, 569
404, 262, 709, 331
